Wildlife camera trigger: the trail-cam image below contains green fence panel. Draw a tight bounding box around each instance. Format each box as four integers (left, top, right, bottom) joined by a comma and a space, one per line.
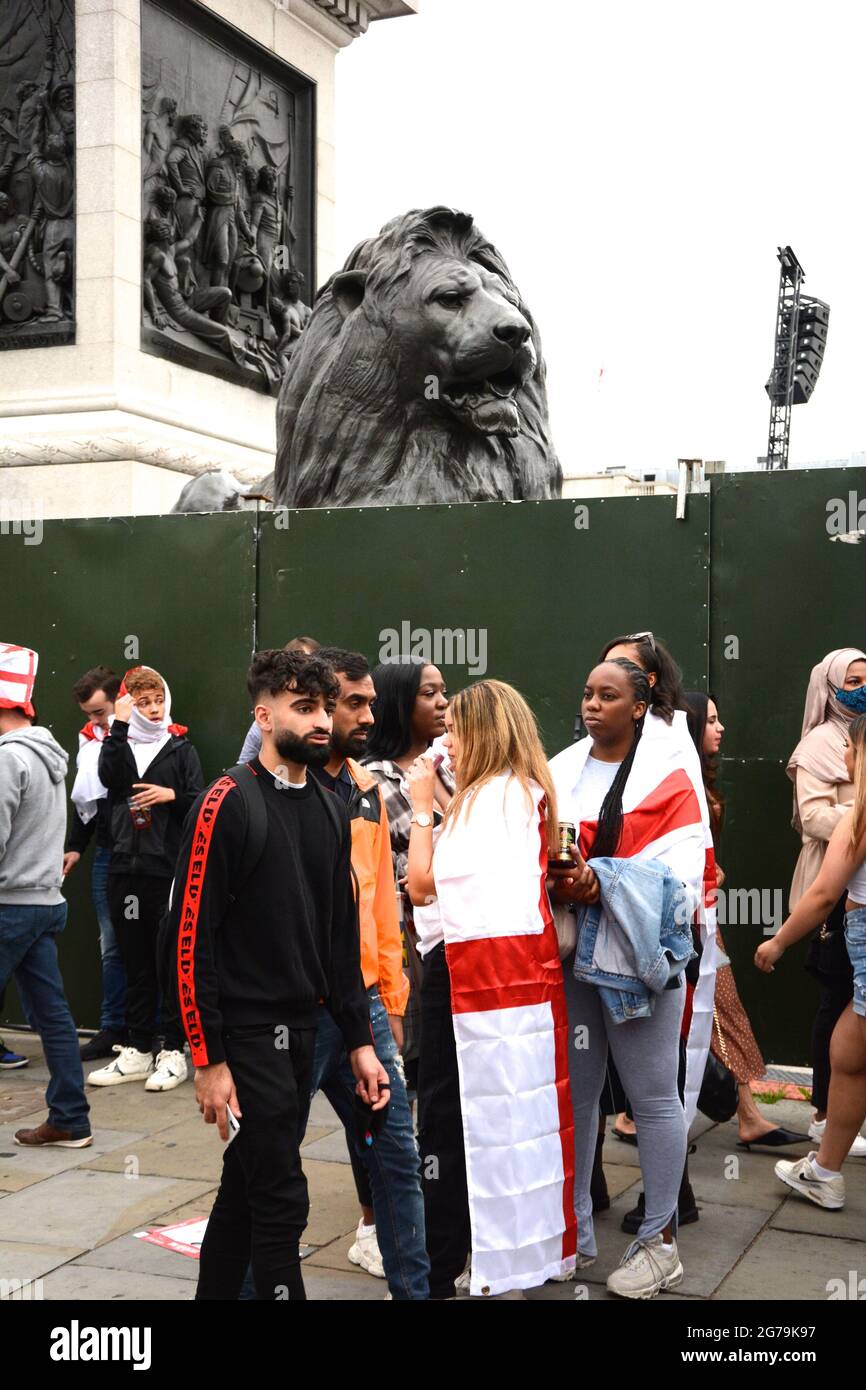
4, 469, 856, 1061
257, 495, 711, 755
710, 466, 866, 1062
0, 512, 257, 1028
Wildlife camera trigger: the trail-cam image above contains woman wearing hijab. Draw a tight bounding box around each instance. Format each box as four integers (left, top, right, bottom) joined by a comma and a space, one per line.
787, 647, 866, 1155
88, 666, 203, 1093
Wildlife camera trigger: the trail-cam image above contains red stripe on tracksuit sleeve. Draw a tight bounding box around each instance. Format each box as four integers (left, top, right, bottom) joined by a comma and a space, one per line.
176, 776, 236, 1067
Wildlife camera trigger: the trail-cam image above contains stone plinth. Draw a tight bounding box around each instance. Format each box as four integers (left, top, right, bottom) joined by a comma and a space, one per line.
0, 0, 417, 518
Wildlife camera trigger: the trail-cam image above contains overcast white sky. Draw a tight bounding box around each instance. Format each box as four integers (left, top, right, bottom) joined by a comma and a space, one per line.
334, 0, 866, 475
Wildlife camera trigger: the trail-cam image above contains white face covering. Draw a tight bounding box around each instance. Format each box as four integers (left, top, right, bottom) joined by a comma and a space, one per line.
126, 668, 175, 777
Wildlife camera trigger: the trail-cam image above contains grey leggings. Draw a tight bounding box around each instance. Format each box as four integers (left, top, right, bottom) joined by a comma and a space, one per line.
564, 963, 687, 1256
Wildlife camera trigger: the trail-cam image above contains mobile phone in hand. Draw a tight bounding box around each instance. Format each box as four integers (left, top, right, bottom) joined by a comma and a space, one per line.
226, 1104, 240, 1145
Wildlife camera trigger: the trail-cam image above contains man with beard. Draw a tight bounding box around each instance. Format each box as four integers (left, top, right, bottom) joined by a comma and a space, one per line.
240, 648, 429, 1299
167, 649, 386, 1300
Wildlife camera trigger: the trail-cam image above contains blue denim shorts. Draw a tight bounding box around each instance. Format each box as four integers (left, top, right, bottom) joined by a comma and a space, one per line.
844, 907, 866, 1018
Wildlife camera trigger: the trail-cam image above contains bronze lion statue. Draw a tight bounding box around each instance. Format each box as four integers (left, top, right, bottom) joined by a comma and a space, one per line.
271, 207, 561, 507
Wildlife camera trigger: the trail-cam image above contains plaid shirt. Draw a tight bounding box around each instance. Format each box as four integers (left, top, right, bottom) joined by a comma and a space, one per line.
362, 756, 455, 883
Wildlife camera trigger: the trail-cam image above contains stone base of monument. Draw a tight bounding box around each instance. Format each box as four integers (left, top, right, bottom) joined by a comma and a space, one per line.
0, 0, 417, 520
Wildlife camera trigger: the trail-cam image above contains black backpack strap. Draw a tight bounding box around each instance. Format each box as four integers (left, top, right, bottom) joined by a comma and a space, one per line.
223, 762, 269, 897
309, 776, 361, 912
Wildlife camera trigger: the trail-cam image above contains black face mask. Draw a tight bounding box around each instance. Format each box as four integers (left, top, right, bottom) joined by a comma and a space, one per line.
272, 728, 331, 769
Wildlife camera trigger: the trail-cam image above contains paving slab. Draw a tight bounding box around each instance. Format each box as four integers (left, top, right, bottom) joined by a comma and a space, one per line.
526, 1278, 703, 1302
688, 1131, 801, 1212
151, 1188, 218, 1225
76, 1231, 200, 1281
0, 1082, 48, 1124
301, 1127, 353, 1164
714, 1226, 866, 1301
0, 1121, 146, 1190
0, 1169, 215, 1248
304, 1229, 376, 1277
83, 1081, 195, 1133
770, 1172, 866, 1241
579, 1190, 769, 1299
0, 1240, 85, 1283
600, 1133, 641, 1169
80, 1114, 226, 1182
301, 1265, 388, 1301
34, 1262, 196, 1301
307, 1091, 341, 1128
303, 1158, 368, 1247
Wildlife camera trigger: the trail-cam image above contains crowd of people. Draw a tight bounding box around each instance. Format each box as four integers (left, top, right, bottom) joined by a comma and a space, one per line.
0, 632, 865, 1301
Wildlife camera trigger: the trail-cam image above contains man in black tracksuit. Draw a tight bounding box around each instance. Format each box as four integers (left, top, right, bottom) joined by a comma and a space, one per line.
169, 649, 387, 1301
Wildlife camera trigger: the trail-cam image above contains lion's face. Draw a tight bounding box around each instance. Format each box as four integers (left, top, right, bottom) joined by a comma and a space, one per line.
386, 255, 536, 437
274, 207, 560, 507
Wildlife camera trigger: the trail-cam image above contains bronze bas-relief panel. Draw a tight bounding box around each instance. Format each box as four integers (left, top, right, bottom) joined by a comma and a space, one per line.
141, 0, 315, 395
0, 0, 75, 351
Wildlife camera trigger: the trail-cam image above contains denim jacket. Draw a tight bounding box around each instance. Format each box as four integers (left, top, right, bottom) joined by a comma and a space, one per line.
573, 856, 696, 1023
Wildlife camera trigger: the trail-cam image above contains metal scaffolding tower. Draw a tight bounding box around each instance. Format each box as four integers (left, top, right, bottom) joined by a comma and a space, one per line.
764, 246, 804, 471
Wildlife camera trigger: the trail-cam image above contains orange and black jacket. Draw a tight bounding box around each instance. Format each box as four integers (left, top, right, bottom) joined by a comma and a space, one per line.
339, 759, 409, 1017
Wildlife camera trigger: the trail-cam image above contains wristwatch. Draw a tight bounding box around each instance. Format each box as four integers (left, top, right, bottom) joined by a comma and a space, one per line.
411, 811, 433, 827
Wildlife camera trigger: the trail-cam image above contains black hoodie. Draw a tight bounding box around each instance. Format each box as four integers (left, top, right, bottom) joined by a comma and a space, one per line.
98, 719, 204, 878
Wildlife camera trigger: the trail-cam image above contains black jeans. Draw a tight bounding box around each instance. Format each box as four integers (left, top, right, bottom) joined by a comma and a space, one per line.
108, 873, 184, 1053
196, 1025, 315, 1301
417, 942, 470, 1300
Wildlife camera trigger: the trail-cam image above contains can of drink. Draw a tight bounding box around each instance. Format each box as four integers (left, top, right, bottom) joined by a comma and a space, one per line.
127, 797, 152, 830
550, 821, 576, 866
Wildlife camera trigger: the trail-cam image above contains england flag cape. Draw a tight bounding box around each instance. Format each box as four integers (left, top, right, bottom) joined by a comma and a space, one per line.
433, 774, 577, 1296
549, 710, 717, 1127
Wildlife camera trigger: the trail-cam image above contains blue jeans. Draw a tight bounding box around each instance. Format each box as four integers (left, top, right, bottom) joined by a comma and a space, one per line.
240, 987, 429, 1300
845, 908, 866, 1018
0, 901, 90, 1135
92, 846, 126, 1032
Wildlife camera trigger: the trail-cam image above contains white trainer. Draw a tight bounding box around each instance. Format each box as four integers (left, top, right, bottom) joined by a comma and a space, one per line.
87, 1045, 154, 1087
775, 1152, 845, 1209
347, 1220, 385, 1278
145, 1049, 188, 1092
808, 1117, 866, 1158
606, 1236, 683, 1300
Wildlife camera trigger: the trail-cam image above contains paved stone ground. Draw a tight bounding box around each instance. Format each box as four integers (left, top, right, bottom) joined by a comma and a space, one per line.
1, 1029, 864, 1301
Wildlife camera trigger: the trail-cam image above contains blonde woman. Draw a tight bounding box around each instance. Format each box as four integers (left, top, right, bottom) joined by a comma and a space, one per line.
756, 713, 866, 1210
406, 680, 575, 1299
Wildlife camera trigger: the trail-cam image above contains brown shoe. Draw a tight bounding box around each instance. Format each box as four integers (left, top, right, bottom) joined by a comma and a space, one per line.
14, 1121, 92, 1149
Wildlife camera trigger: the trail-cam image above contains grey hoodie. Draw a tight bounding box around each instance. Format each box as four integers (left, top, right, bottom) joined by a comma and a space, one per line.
0, 726, 69, 906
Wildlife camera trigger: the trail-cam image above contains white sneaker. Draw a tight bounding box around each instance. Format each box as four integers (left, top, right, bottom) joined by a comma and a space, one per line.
144, 1049, 188, 1092
808, 1117, 866, 1157
347, 1220, 385, 1278
551, 1251, 595, 1281
775, 1152, 846, 1209
606, 1236, 683, 1300
87, 1045, 154, 1087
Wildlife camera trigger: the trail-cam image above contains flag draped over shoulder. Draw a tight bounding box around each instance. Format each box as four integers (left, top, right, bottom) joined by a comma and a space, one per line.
433, 774, 576, 1297
549, 709, 716, 1126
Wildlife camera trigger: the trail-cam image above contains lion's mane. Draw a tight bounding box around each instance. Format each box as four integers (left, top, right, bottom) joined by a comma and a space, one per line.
272, 207, 561, 507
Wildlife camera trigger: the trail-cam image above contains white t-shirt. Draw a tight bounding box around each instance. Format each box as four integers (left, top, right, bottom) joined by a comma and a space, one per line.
569, 753, 620, 836
415, 824, 444, 958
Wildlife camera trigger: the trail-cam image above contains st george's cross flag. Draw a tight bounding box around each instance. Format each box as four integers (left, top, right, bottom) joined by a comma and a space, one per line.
0, 642, 38, 717
549, 709, 717, 1126
433, 774, 577, 1297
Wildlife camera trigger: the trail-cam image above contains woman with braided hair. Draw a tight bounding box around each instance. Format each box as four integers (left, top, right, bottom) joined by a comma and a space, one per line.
549, 658, 708, 1299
